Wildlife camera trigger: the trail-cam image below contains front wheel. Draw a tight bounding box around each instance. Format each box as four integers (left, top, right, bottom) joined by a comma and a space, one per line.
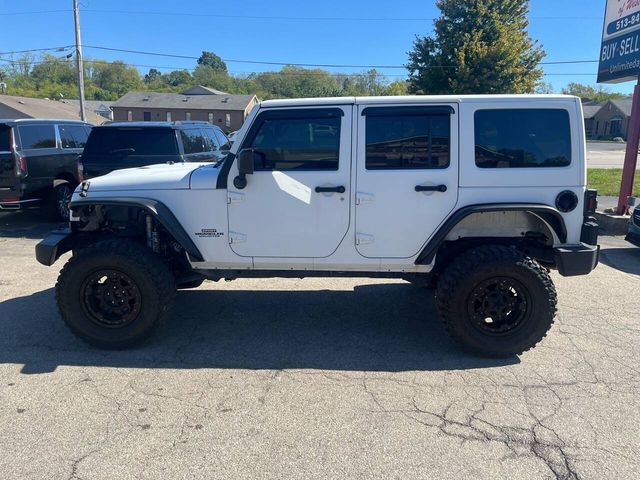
55, 239, 176, 349
435, 245, 557, 357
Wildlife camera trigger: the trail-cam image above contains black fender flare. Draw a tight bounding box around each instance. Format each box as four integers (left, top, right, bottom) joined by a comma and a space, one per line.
415, 203, 568, 265
70, 197, 204, 262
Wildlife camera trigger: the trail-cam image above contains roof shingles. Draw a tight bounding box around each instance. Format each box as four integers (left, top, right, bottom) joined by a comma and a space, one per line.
112, 91, 256, 111
0, 94, 104, 124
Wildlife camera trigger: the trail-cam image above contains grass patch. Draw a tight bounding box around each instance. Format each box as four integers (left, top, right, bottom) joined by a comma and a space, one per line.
587, 168, 640, 196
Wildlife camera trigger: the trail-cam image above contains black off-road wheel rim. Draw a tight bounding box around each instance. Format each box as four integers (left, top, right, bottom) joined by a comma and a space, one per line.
80, 269, 142, 328
466, 276, 532, 336
55, 184, 73, 220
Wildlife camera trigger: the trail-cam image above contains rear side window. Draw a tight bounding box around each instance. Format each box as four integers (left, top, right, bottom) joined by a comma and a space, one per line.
0, 126, 11, 152
201, 128, 220, 152
180, 129, 207, 154
214, 129, 231, 150
59, 124, 90, 149
249, 116, 341, 171
474, 109, 571, 168
17, 125, 56, 150
82, 128, 179, 159
366, 114, 450, 170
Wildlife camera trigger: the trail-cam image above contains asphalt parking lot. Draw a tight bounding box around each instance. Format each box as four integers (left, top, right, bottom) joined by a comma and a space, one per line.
0, 210, 638, 480
586, 141, 639, 169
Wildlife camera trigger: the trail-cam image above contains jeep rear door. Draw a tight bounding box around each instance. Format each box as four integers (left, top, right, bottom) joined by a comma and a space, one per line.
354, 103, 459, 258
227, 106, 352, 258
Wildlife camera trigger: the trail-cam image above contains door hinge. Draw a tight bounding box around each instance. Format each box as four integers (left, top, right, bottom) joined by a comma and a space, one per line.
229, 231, 247, 244
227, 191, 244, 204
356, 233, 374, 245
356, 192, 374, 205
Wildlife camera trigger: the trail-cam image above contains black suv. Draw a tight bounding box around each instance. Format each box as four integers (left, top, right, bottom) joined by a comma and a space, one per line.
80, 121, 230, 180
0, 119, 92, 220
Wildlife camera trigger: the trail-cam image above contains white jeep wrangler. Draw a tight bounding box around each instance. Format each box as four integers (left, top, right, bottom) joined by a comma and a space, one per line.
36, 95, 600, 357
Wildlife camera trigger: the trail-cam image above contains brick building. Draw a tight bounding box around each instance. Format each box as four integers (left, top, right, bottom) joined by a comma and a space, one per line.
111, 86, 258, 132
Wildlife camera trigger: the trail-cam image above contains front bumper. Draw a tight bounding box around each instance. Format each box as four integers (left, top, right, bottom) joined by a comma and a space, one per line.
554, 243, 600, 276
35, 227, 74, 266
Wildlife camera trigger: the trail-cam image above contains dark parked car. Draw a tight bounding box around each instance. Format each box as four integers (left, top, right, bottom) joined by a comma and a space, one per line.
0, 119, 92, 220
80, 121, 231, 180
626, 204, 640, 247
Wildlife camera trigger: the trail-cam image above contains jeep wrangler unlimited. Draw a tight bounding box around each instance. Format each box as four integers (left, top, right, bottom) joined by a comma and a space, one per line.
36, 95, 599, 357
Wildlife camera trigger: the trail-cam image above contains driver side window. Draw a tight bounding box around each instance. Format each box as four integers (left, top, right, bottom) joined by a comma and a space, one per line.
248, 116, 341, 171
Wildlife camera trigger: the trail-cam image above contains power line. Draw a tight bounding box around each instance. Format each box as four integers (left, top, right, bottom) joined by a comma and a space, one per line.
83, 45, 407, 69
543, 60, 598, 65
82, 9, 602, 21
0, 8, 602, 21
0, 46, 74, 56
84, 9, 601, 21
0, 10, 69, 16
83, 44, 600, 69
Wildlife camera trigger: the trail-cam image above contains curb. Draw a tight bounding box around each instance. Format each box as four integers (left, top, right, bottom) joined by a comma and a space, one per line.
593, 212, 629, 236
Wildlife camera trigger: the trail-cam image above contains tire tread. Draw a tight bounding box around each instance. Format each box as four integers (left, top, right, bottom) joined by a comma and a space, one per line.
55, 239, 176, 349
435, 245, 557, 357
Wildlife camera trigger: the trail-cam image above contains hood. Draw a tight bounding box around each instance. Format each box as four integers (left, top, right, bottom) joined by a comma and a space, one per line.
84, 162, 207, 191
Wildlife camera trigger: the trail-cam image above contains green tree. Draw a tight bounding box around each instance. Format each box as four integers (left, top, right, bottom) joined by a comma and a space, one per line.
561, 82, 626, 101
250, 66, 341, 99
163, 69, 192, 87
144, 68, 162, 84
385, 80, 409, 96
89, 60, 142, 98
352, 69, 388, 96
30, 54, 76, 87
192, 64, 232, 91
407, 0, 544, 94
534, 80, 554, 94
197, 51, 227, 73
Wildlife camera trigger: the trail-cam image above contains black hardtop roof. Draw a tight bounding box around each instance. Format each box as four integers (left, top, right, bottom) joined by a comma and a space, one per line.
0, 118, 92, 127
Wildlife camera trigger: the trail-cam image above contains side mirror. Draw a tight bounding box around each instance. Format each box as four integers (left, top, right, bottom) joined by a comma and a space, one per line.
233, 149, 256, 189
237, 149, 255, 175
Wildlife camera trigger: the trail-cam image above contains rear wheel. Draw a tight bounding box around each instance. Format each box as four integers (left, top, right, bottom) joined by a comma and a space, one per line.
52, 182, 74, 221
435, 245, 557, 357
56, 239, 176, 349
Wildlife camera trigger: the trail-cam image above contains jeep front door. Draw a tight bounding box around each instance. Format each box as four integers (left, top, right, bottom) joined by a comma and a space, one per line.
227, 106, 352, 258
354, 104, 459, 258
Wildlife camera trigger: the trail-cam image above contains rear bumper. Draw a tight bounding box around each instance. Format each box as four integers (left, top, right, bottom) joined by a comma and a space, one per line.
554, 243, 600, 276
0, 198, 41, 210
35, 227, 74, 266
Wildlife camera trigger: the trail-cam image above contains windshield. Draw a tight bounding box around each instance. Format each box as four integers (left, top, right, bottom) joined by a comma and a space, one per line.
83, 127, 179, 160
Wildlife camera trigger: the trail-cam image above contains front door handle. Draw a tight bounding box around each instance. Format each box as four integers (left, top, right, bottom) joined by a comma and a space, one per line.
415, 184, 447, 193
315, 186, 346, 194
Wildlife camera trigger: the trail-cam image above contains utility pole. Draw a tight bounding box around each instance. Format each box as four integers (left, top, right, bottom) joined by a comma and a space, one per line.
73, 0, 86, 122
617, 75, 640, 215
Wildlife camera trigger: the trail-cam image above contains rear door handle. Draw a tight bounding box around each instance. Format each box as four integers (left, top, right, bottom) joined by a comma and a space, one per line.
315, 186, 346, 194
415, 184, 447, 192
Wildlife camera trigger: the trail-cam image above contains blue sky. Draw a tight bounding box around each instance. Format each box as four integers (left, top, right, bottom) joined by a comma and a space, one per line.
0, 0, 626, 93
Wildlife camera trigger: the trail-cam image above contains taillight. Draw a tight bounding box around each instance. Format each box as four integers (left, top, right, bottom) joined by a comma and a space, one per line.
14, 152, 26, 178
584, 189, 598, 215
8, 128, 26, 178
77, 158, 84, 182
